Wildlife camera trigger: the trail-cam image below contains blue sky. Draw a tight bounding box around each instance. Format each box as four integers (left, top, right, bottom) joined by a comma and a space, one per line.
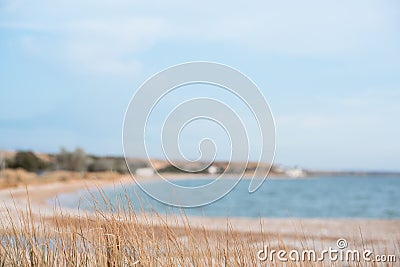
1, 0, 399, 171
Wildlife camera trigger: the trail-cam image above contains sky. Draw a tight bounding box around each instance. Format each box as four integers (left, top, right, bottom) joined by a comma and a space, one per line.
1, 0, 399, 171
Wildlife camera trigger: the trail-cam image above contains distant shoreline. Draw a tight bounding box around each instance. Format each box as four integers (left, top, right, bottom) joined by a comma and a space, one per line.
2, 149, 400, 180
307, 170, 400, 177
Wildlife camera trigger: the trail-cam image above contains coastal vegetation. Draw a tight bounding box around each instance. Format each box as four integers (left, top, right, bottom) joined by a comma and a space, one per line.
2, 148, 129, 174
1, 190, 395, 266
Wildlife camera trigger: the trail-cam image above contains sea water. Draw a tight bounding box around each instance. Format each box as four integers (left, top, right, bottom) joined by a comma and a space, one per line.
56, 175, 400, 219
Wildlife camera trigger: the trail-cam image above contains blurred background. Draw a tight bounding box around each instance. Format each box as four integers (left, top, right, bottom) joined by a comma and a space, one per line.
1, 0, 399, 171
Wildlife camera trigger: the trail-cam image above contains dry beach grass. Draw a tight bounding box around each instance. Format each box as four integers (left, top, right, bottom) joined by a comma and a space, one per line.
0, 170, 399, 266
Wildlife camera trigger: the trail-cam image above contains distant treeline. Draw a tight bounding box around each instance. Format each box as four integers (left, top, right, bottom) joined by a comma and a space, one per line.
2, 149, 278, 175
4, 148, 129, 173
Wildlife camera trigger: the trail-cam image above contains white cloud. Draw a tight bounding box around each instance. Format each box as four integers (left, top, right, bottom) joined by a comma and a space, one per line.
1, 0, 398, 74
0, 16, 170, 75
169, 0, 398, 55
61, 17, 170, 75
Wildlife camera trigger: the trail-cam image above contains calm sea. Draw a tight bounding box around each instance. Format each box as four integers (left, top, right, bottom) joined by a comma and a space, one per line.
56, 175, 400, 219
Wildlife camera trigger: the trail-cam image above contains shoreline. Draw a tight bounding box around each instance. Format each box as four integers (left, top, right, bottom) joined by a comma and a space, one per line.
1, 174, 399, 252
